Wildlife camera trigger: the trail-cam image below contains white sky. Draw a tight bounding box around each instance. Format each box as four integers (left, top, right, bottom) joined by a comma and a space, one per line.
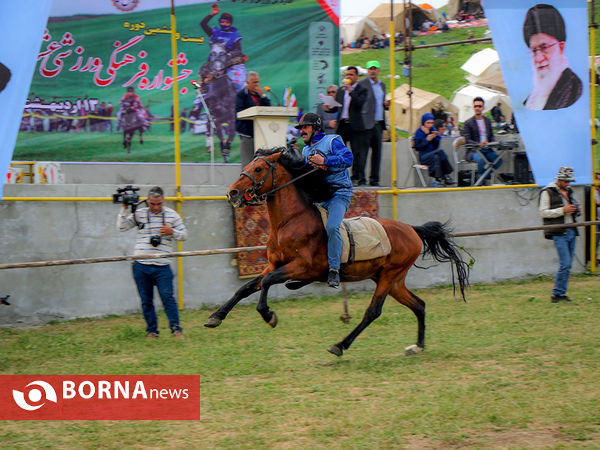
341, 0, 449, 17
50, 0, 449, 18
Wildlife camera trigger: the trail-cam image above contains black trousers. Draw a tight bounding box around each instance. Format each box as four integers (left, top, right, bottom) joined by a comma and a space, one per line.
368, 121, 384, 184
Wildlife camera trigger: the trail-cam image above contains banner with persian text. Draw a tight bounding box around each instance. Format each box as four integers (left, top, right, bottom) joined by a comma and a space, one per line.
485, 0, 591, 186
13, 0, 340, 165
0, 0, 52, 197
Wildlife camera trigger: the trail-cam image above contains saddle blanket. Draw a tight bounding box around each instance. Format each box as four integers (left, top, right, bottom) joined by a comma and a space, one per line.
316, 206, 391, 264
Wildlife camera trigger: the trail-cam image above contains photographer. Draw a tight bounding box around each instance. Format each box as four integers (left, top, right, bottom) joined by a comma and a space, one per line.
539, 167, 579, 303
117, 186, 187, 338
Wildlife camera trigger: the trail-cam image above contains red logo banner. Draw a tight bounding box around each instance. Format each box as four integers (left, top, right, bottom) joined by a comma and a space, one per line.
0, 375, 200, 420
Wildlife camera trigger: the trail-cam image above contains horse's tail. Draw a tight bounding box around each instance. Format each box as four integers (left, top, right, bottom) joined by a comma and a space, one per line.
411, 221, 471, 301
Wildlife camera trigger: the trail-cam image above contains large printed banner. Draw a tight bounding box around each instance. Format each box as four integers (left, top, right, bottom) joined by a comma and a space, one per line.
12, 0, 339, 165
485, 0, 591, 186
0, 0, 52, 198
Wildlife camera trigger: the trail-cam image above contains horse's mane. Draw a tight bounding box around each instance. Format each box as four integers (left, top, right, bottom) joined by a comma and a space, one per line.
255, 147, 334, 203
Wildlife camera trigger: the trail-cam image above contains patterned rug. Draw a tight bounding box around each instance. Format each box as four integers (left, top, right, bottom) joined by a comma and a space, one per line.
233, 190, 379, 278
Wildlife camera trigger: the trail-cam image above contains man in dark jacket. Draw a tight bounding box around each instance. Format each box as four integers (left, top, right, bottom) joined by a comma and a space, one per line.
235, 71, 271, 167
358, 60, 389, 186
539, 166, 580, 303
462, 97, 502, 183
327, 66, 370, 186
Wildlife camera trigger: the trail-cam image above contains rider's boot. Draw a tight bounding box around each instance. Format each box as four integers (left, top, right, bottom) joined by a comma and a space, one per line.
327, 269, 340, 289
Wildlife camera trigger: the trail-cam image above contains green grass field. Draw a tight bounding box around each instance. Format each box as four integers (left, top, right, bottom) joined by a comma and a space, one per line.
1, 275, 599, 447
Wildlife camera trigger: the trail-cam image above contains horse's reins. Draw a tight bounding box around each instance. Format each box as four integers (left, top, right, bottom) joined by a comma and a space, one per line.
240, 155, 319, 203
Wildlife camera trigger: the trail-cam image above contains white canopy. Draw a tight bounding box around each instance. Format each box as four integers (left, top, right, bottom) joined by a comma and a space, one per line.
461, 48, 499, 78
451, 84, 512, 123
340, 16, 380, 45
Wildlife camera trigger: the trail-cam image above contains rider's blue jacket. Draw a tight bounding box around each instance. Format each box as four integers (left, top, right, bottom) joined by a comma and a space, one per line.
302, 132, 353, 197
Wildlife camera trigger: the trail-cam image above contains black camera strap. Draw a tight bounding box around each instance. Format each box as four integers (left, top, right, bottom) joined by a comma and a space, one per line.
146, 209, 165, 230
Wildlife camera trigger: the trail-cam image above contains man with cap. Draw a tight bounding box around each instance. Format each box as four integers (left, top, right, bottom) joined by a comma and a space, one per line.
358, 60, 390, 186
523, 4, 582, 110
539, 166, 580, 303
297, 112, 353, 288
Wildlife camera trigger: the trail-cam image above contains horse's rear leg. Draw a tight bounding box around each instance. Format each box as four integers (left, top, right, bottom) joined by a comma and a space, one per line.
389, 281, 426, 355
139, 129, 144, 144
204, 276, 262, 327
328, 280, 392, 357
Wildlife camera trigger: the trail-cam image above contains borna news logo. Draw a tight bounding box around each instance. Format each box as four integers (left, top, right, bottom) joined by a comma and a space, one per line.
0, 375, 200, 420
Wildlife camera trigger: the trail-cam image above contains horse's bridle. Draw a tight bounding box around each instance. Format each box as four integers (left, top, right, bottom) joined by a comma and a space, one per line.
239, 156, 278, 205
238, 154, 319, 205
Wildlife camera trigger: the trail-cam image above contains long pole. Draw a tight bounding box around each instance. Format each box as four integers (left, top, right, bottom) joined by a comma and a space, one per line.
170, 0, 185, 307
390, 0, 398, 220
590, 0, 597, 273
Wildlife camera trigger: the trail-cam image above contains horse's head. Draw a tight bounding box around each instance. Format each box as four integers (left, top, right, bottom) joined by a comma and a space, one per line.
207, 42, 228, 75
227, 147, 293, 207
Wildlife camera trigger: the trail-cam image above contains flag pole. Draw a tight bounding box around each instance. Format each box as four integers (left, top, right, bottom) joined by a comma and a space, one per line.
170, 0, 185, 307
390, 0, 398, 221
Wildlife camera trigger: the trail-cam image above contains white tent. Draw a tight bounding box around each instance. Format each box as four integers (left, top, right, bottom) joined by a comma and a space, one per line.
340, 16, 380, 46
451, 84, 512, 123
460, 48, 507, 93
387, 84, 458, 132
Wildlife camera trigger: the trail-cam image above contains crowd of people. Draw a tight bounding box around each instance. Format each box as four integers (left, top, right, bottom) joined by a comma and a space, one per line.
20, 100, 116, 133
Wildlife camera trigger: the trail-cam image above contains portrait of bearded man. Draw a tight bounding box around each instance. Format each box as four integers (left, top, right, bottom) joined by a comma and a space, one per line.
522, 4, 582, 111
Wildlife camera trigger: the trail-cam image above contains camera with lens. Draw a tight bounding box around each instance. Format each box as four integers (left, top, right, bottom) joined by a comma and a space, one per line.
150, 235, 162, 247
112, 185, 141, 206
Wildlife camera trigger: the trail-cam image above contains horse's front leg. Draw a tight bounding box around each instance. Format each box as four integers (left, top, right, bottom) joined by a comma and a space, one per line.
256, 262, 310, 328
204, 276, 262, 328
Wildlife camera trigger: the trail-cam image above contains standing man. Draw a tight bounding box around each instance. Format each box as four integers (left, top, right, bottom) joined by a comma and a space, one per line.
296, 112, 353, 288
117, 186, 187, 338
539, 167, 580, 303
358, 60, 389, 186
316, 84, 338, 135
462, 96, 502, 183
329, 66, 370, 186
235, 71, 271, 167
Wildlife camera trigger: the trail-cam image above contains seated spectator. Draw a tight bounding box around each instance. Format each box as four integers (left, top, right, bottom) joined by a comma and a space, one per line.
491, 102, 504, 124
316, 84, 338, 135
414, 113, 455, 186
439, 20, 450, 31
445, 114, 457, 136
456, 10, 465, 21
434, 119, 449, 136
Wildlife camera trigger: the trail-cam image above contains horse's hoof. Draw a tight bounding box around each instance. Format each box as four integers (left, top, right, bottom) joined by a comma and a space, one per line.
404, 344, 424, 356
204, 317, 222, 328
327, 344, 343, 357
268, 311, 278, 328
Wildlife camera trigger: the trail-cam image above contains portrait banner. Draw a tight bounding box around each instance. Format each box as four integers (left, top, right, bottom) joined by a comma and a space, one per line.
0, 0, 52, 198
13, 0, 340, 165
485, 0, 591, 185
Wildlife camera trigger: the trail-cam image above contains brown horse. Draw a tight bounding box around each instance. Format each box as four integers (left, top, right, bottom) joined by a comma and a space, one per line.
205, 147, 470, 356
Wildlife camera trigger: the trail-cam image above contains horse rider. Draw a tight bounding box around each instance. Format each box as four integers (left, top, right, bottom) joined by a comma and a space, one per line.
118, 86, 149, 129
297, 112, 354, 288
199, 3, 246, 91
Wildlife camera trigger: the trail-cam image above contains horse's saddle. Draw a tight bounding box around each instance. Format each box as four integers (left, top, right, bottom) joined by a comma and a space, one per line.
316, 206, 392, 264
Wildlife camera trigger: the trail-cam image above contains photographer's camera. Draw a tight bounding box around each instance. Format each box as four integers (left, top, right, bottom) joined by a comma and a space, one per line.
150, 235, 162, 247
113, 185, 140, 206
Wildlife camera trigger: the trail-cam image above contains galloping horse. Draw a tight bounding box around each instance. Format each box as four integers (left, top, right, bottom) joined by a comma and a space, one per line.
119, 98, 146, 153
205, 148, 471, 356
196, 41, 237, 162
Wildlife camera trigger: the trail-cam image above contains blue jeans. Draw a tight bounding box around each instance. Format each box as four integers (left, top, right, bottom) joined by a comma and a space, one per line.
551, 228, 577, 296
132, 262, 182, 334
318, 195, 352, 270
472, 148, 502, 180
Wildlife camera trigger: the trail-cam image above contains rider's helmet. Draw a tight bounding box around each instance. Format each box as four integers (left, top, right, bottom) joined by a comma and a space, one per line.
295, 112, 323, 131
220, 12, 233, 25
126, 86, 135, 93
